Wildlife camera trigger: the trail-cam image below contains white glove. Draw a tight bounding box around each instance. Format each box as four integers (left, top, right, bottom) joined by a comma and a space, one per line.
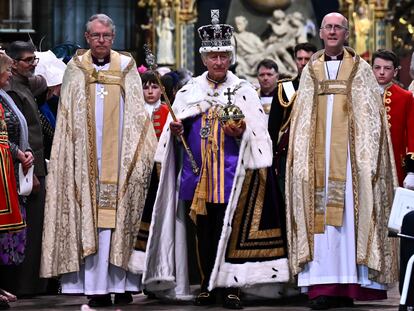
403, 172, 414, 190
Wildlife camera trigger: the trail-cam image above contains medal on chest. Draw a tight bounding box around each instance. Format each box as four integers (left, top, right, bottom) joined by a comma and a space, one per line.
200, 106, 218, 139
199, 125, 211, 138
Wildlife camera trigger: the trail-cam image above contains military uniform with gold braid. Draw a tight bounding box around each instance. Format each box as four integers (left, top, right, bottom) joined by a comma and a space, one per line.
268, 76, 299, 196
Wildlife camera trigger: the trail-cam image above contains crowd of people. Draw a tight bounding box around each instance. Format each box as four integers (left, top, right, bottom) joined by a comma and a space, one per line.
0, 10, 414, 311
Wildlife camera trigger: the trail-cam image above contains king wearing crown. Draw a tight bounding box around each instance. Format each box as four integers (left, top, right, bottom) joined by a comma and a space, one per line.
142, 9, 289, 309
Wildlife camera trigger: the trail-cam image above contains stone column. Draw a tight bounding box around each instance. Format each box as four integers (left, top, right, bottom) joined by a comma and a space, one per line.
12, 0, 33, 30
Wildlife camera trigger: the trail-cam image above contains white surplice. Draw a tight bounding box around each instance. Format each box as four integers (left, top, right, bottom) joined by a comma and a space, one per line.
298, 60, 387, 291
61, 56, 141, 295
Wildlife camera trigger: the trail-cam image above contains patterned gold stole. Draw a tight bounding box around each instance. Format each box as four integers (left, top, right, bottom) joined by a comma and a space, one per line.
81, 50, 124, 228
312, 50, 354, 233
190, 106, 219, 223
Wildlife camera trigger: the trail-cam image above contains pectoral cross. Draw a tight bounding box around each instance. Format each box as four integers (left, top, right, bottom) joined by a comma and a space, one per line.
224, 87, 235, 105
97, 86, 108, 99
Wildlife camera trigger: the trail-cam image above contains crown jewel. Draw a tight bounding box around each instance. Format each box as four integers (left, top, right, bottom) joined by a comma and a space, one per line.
197, 9, 234, 53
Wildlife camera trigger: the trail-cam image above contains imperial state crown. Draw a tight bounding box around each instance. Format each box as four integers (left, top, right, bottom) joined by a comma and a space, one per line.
198, 9, 234, 53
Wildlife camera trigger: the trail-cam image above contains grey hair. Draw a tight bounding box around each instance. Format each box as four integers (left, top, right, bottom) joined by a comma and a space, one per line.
86, 14, 116, 34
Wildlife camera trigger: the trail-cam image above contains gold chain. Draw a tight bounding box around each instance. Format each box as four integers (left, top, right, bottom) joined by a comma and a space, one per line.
279, 113, 292, 133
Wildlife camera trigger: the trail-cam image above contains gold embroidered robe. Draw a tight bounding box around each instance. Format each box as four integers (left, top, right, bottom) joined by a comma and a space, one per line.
285, 47, 399, 284
40, 49, 157, 278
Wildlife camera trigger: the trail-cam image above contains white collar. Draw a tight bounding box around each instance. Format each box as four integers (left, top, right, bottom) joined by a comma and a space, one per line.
144, 99, 161, 116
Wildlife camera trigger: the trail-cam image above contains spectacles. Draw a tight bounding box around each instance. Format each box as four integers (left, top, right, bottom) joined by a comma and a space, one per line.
88, 32, 113, 41
321, 24, 348, 32
18, 57, 39, 65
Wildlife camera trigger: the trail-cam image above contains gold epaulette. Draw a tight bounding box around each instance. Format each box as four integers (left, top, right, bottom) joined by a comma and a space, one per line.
277, 80, 297, 108
277, 77, 294, 84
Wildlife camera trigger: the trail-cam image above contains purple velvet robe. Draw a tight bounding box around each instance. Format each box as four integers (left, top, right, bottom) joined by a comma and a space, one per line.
179, 108, 239, 203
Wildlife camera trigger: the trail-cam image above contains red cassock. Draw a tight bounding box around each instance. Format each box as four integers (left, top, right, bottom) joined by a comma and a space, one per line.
152, 103, 169, 139
384, 83, 414, 186
0, 103, 24, 232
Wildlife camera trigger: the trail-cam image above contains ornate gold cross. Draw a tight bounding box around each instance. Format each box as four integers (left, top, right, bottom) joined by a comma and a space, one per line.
224, 87, 235, 105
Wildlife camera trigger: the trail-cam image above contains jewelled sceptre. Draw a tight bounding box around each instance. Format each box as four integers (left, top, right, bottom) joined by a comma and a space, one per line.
143, 44, 200, 175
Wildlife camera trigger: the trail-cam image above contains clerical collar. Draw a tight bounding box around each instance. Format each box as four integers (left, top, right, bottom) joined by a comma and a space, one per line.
324, 52, 344, 61
92, 54, 110, 66
206, 74, 227, 87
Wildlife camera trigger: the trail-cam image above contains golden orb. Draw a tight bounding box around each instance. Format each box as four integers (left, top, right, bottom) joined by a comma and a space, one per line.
219, 104, 245, 127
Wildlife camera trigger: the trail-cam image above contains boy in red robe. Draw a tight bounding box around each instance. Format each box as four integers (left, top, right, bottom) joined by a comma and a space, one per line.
372, 49, 414, 186
141, 70, 169, 139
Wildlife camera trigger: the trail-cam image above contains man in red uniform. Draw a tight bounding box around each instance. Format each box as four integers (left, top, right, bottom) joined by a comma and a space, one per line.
372, 49, 414, 187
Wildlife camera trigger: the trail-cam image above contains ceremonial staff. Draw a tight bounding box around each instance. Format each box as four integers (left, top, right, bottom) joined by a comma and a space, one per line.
143, 44, 200, 175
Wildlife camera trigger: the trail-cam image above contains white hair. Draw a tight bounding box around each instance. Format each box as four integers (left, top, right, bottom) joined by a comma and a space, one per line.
86, 13, 116, 34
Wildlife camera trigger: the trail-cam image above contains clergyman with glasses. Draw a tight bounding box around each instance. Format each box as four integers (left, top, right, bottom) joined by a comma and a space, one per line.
4, 40, 48, 296
285, 12, 398, 310
40, 13, 157, 308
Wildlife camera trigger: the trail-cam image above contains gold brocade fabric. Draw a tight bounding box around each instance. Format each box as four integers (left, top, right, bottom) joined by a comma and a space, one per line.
313, 50, 355, 233
81, 50, 122, 229
285, 47, 399, 284
190, 107, 219, 223
40, 49, 157, 277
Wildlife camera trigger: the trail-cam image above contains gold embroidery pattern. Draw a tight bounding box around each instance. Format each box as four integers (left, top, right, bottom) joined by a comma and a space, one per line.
285, 47, 398, 282
383, 85, 392, 129
40, 49, 157, 277
226, 169, 285, 260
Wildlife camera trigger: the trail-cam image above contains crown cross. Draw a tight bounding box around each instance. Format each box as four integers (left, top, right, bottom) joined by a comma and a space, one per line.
224, 87, 236, 105
211, 9, 219, 25
197, 9, 234, 52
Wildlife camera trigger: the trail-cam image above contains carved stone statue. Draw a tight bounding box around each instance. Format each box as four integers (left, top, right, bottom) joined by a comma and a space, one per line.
233, 16, 266, 77
156, 7, 175, 65
288, 12, 307, 44
232, 11, 311, 79
264, 10, 297, 74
